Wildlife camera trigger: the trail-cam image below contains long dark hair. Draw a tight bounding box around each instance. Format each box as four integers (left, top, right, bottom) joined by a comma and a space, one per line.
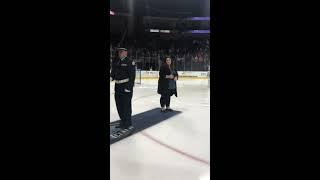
163, 56, 175, 69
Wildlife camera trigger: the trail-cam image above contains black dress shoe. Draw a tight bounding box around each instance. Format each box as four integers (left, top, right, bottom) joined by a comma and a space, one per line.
115, 125, 123, 130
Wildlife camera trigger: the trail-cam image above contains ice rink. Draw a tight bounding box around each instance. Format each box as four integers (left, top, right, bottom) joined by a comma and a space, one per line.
110, 78, 210, 180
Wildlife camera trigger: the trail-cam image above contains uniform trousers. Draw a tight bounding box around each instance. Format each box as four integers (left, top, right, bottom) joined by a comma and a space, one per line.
115, 84, 133, 128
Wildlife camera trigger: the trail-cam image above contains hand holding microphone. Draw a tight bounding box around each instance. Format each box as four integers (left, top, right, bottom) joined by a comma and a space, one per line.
166, 74, 174, 79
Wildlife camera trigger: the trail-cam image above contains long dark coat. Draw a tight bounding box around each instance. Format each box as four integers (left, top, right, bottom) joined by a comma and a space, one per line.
157, 64, 178, 97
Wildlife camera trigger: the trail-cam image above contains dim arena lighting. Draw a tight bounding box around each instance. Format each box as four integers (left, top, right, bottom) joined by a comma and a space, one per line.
187, 30, 210, 34
187, 17, 210, 21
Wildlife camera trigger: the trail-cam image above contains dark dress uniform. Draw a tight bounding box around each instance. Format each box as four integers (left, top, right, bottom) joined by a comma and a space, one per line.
157, 64, 178, 109
111, 48, 136, 130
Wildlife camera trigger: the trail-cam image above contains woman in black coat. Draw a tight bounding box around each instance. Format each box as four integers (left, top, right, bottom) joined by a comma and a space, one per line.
157, 57, 178, 112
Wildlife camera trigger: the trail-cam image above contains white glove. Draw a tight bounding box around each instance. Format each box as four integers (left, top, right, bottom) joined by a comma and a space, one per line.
124, 89, 131, 92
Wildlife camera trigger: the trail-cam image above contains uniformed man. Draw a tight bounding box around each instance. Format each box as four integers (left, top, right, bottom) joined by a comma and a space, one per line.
110, 47, 136, 133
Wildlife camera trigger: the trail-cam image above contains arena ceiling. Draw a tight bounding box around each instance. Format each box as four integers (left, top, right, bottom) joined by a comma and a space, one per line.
110, 0, 210, 18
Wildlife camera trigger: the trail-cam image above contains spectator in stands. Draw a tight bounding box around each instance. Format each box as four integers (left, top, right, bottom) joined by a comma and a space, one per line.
110, 38, 210, 71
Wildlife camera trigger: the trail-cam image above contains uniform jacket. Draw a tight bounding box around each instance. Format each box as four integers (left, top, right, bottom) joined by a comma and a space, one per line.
110, 56, 136, 91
